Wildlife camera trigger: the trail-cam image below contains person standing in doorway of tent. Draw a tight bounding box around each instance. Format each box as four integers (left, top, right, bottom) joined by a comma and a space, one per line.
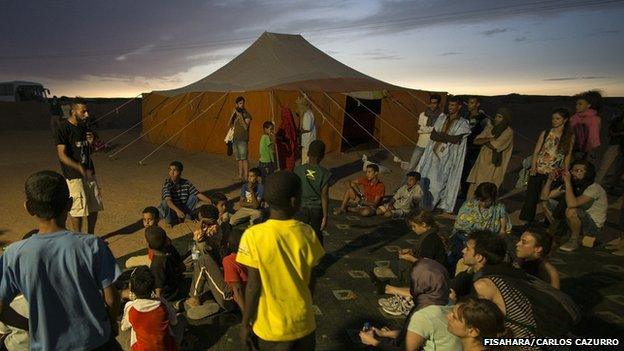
417, 96, 471, 214
229, 96, 252, 182
466, 108, 514, 200
297, 97, 317, 164
460, 96, 491, 199
276, 107, 299, 171
404, 94, 445, 182
54, 99, 103, 234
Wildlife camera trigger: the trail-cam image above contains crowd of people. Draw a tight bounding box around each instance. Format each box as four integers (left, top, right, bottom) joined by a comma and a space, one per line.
0, 90, 621, 350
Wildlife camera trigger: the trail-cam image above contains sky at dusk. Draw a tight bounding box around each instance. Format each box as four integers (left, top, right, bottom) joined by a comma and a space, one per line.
1, 0, 623, 97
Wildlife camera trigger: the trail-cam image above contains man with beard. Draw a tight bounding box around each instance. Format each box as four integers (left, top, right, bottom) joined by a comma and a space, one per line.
54, 99, 103, 234
460, 96, 491, 198
417, 96, 471, 213
540, 159, 607, 252
404, 94, 445, 180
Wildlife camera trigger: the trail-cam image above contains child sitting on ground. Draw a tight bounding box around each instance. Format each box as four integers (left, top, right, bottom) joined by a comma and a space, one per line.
126, 207, 182, 269
186, 205, 236, 314
211, 192, 231, 225
334, 163, 385, 217
121, 266, 181, 350
230, 168, 264, 227
222, 228, 248, 311
146, 226, 185, 301
377, 172, 423, 218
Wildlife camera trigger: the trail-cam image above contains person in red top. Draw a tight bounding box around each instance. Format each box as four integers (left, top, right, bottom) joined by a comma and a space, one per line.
222, 228, 248, 310
334, 163, 385, 217
121, 266, 180, 351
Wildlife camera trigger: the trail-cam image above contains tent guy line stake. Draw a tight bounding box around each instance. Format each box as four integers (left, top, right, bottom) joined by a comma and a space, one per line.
299, 90, 352, 148
108, 92, 205, 159
349, 95, 417, 146
137, 92, 229, 165
322, 91, 400, 160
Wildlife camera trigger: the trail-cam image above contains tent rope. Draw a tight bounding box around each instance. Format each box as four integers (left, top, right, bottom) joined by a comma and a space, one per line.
108, 92, 204, 159
349, 95, 416, 146
299, 90, 352, 148
102, 94, 172, 147
92, 93, 142, 124
138, 92, 229, 165
323, 92, 400, 160
385, 92, 421, 121
405, 90, 430, 107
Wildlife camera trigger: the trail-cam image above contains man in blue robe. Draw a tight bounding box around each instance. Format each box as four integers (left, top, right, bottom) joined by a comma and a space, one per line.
417, 96, 471, 213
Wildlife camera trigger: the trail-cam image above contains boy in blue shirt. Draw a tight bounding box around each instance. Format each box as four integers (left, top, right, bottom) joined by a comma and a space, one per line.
0, 170, 122, 350
229, 168, 264, 227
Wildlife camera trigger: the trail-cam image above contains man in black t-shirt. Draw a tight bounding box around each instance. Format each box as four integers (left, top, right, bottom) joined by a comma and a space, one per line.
54, 100, 103, 234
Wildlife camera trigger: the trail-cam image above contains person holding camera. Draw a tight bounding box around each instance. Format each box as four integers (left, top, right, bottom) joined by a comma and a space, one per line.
519, 108, 574, 223
229, 96, 252, 182
54, 99, 103, 234
540, 159, 607, 252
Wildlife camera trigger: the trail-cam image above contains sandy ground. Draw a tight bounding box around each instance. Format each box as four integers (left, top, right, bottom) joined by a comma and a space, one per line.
0, 129, 408, 257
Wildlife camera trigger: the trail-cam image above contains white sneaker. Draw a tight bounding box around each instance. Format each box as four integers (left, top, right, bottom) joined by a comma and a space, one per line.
378, 295, 399, 309
559, 239, 580, 252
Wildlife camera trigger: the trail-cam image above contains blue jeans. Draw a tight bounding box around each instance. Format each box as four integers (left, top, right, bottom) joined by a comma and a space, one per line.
159, 195, 198, 225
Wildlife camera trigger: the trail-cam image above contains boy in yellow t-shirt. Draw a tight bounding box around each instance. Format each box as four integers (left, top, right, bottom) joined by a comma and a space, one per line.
237, 171, 325, 350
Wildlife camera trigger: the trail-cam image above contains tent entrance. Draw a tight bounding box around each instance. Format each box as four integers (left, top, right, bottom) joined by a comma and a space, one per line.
341, 96, 380, 152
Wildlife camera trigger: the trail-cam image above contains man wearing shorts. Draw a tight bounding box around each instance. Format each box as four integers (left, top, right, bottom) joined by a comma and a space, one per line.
334, 163, 385, 217
55, 100, 103, 234
540, 159, 607, 252
229, 96, 252, 182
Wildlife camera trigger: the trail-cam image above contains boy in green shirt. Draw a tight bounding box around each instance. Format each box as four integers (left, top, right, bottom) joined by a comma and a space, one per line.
258, 121, 275, 182
294, 140, 331, 245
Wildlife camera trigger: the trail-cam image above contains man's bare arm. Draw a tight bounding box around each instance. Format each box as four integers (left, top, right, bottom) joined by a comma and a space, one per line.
56, 145, 84, 175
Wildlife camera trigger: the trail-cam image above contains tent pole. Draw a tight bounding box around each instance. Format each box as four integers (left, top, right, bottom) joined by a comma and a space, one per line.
270, 90, 281, 169
323, 92, 400, 160
349, 95, 416, 146
138, 92, 229, 165
299, 90, 351, 148
108, 92, 203, 158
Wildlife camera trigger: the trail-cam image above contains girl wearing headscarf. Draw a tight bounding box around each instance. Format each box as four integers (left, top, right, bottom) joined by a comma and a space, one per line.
275, 107, 299, 171
360, 258, 461, 351
466, 108, 514, 200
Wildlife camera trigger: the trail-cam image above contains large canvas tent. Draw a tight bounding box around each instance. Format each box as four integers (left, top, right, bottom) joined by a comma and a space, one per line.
142, 32, 444, 158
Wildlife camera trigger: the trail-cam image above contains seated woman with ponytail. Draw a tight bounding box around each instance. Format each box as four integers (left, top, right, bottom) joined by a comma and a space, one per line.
446, 297, 507, 351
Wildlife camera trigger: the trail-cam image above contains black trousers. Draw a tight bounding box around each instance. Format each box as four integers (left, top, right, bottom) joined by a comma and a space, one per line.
519, 173, 548, 222
296, 207, 323, 246
252, 331, 316, 351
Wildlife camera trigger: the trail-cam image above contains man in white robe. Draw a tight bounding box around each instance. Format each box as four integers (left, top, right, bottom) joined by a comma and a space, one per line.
417, 96, 470, 213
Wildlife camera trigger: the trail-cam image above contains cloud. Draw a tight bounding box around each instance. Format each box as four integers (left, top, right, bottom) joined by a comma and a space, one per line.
438, 51, 462, 56
352, 49, 401, 61
514, 36, 528, 42
115, 44, 156, 61
481, 28, 508, 36
588, 29, 620, 36
543, 76, 607, 81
